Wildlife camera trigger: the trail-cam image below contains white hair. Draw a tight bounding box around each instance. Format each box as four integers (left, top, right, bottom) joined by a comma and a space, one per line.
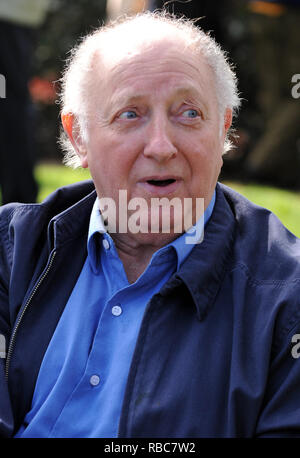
59, 11, 241, 168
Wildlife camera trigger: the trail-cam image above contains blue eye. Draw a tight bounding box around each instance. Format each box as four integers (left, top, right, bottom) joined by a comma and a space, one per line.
119, 110, 137, 119
182, 109, 199, 118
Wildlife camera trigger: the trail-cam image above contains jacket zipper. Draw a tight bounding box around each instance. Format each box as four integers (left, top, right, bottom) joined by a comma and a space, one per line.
5, 250, 57, 380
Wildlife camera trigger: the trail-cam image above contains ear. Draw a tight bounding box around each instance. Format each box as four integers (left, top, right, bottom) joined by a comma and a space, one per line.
61, 112, 88, 168
223, 108, 232, 137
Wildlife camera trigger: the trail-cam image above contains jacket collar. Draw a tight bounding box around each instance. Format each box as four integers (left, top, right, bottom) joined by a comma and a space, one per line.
46, 180, 96, 250
160, 183, 236, 321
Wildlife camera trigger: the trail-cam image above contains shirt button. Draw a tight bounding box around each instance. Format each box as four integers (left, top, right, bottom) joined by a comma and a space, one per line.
102, 239, 110, 250
90, 375, 100, 386
112, 305, 122, 316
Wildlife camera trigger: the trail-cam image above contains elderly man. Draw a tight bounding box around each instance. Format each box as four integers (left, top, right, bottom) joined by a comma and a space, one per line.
0, 12, 300, 439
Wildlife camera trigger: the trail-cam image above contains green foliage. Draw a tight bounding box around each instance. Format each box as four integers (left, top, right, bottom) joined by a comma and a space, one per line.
35, 163, 300, 238
224, 181, 300, 237
35, 162, 91, 200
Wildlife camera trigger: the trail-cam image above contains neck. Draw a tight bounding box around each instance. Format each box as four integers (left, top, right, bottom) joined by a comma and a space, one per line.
110, 232, 178, 283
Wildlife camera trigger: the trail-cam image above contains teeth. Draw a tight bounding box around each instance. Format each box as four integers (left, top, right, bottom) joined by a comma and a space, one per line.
147, 179, 175, 187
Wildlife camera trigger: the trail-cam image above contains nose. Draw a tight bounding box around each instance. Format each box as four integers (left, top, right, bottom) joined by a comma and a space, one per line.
143, 116, 178, 162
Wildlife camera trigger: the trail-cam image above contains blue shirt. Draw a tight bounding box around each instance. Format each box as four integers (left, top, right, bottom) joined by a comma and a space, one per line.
15, 192, 215, 438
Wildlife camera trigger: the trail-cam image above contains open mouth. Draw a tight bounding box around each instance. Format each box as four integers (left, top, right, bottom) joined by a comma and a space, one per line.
146, 179, 176, 187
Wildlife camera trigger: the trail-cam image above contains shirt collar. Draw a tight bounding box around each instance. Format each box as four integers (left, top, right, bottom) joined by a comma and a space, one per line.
87, 191, 216, 273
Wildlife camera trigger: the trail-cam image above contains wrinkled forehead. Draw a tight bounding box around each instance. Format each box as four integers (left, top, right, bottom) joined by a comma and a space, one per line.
91, 36, 213, 94
96, 37, 196, 76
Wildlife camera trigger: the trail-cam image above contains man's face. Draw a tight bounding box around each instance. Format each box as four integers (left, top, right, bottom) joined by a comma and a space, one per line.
78, 41, 231, 241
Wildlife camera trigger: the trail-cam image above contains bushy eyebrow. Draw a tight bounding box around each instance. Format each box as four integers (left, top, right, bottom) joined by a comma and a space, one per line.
99, 93, 144, 121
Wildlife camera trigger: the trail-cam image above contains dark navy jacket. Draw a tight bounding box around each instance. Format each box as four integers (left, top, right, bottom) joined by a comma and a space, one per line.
1, 181, 300, 438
